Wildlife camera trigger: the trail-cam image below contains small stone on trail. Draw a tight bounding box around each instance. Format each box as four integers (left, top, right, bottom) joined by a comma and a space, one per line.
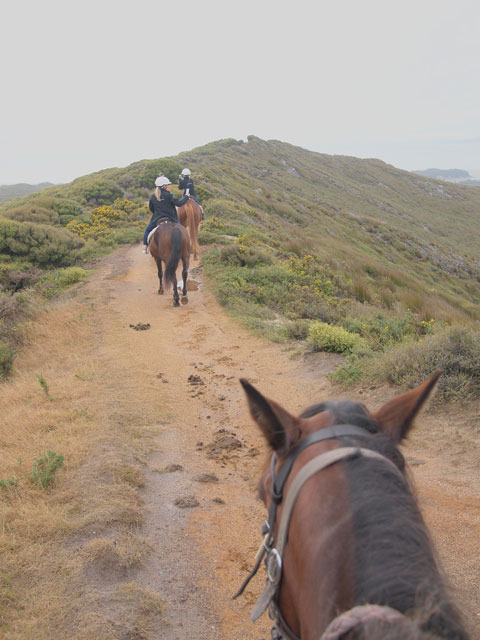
212, 497, 225, 504
188, 374, 205, 386
218, 395, 226, 401
162, 379, 169, 383
174, 496, 199, 509
408, 458, 426, 467
165, 464, 183, 473
195, 473, 219, 483
129, 322, 151, 331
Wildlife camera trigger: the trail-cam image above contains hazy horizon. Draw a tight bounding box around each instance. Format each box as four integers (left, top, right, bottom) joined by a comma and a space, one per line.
1, 136, 480, 186
2, 0, 479, 186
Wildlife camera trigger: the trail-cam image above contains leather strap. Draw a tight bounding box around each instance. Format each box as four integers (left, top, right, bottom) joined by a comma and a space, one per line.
251, 447, 404, 623
272, 425, 370, 503
276, 447, 403, 557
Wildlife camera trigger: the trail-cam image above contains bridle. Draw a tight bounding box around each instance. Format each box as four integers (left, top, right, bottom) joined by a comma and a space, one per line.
233, 424, 406, 640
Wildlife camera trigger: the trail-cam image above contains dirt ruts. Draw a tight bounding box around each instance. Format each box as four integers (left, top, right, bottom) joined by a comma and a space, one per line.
84, 245, 479, 639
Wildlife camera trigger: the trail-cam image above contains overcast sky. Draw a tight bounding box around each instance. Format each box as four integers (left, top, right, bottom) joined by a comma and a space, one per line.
1, 0, 479, 184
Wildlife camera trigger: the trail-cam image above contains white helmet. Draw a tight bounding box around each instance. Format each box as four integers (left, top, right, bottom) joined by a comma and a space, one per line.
181, 168, 191, 176
155, 176, 171, 187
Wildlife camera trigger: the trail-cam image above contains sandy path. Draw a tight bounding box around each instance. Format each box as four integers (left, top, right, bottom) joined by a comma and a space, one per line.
89, 245, 479, 639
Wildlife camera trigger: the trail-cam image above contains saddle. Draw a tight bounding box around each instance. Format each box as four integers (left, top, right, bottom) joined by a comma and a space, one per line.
147, 218, 175, 244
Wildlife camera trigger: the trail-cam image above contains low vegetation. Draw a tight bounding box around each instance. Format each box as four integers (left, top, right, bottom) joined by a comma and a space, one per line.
0, 292, 166, 637
30, 450, 64, 489
0, 137, 479, 636
1, 136, 479, 398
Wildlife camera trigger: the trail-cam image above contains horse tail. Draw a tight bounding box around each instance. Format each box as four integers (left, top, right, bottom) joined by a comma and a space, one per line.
185, 201, 200, 257
164, 226, 182, 290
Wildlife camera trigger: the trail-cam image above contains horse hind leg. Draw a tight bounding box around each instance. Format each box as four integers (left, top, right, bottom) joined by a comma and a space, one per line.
180, 256, 189, 305
156, 258, 164, 294
172, 280, 180, 307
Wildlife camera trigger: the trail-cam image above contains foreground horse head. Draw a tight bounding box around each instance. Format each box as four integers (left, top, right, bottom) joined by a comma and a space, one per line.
237, 373, 468, 640
177, 199, 202, 259
148, 220, 190, 307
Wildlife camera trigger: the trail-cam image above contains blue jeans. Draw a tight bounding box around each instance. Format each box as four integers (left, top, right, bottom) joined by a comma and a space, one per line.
143, 219, 157, 245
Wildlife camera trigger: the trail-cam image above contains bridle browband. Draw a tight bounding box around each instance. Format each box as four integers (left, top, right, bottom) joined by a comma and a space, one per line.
233, 423, 406, 640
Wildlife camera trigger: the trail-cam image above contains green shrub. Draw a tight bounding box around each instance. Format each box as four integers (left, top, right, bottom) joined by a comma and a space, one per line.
331, 341, 374, 386
284, 319, 310, 340
4, 205, 60, 226
372, 325, 480, 401
0, 477, 19, 490
69, 179, 123, 205
198, 229, 231, 245
219, 244, 272, 267
137, 159, 182, 187
308, 321, 366, 354
38, 267, 90, 296
110, 226, 143, 245
0, 342, 15, 378
33, 196, 84, 220
0, 262, 40, 291
31, 451, 64, 489
36, 373, 50, 397
195, 185, 213, 202
0, 219, 84, 266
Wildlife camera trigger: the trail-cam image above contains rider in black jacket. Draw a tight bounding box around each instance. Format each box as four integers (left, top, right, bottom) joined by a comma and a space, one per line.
142, 176, 188, 253
178, 168, 197, 198
178, 168, 204, 219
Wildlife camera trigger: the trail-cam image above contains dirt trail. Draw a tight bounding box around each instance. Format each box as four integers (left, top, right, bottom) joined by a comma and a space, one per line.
86, 245, 479, 639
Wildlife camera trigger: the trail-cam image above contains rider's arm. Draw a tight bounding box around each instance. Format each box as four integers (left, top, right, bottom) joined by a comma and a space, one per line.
148, 195, 155, 214
167, 191, 189, 207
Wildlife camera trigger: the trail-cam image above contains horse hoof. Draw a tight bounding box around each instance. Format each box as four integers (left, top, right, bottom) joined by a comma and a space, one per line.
173, 301, 180, 307
181, 296, 188, 305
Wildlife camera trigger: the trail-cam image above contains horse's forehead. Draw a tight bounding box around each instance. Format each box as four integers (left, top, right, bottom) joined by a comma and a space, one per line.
300, 410, 336, 434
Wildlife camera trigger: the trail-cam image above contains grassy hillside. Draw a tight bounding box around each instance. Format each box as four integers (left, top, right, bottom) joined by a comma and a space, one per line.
0, 182, 56, 202
1, 136, 479, 397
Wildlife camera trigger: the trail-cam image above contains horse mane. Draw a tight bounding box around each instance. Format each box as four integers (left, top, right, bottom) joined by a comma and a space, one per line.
299, 401, 469, 640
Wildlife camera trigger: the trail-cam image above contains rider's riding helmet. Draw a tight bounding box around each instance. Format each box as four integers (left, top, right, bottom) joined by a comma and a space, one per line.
155, 176, 171, 187
181, 168, 191, 176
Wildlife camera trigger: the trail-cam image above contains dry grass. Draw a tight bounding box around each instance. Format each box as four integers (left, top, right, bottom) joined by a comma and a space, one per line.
82, 533, 151, 572
0, 285, 169, 638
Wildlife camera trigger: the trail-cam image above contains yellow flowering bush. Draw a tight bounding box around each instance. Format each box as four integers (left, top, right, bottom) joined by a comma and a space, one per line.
308, 321, 366, 354
67, 206, 125, 240
286, 254, 336, 298
203, 216, 225, 230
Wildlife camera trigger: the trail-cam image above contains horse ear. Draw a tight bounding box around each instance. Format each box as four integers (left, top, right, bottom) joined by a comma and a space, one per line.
371, 371, 442, 443
240, 379, 300, 452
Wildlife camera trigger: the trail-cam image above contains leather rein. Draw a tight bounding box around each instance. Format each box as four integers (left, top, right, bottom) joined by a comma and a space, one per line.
233, 424, 406, 640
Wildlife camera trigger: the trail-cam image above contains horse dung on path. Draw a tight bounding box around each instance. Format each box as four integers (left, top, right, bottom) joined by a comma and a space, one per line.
148, 219, 190, 307
236, 372, 469, 640
177, 199, 202, 259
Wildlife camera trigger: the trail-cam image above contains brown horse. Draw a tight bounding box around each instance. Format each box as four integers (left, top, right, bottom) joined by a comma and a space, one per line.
236, 373, 468, 640
148, 219, 190, 307
177, 199, 202, 259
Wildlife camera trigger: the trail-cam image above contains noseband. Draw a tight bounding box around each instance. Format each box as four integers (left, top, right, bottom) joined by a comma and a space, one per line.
234, 424, 405, 640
